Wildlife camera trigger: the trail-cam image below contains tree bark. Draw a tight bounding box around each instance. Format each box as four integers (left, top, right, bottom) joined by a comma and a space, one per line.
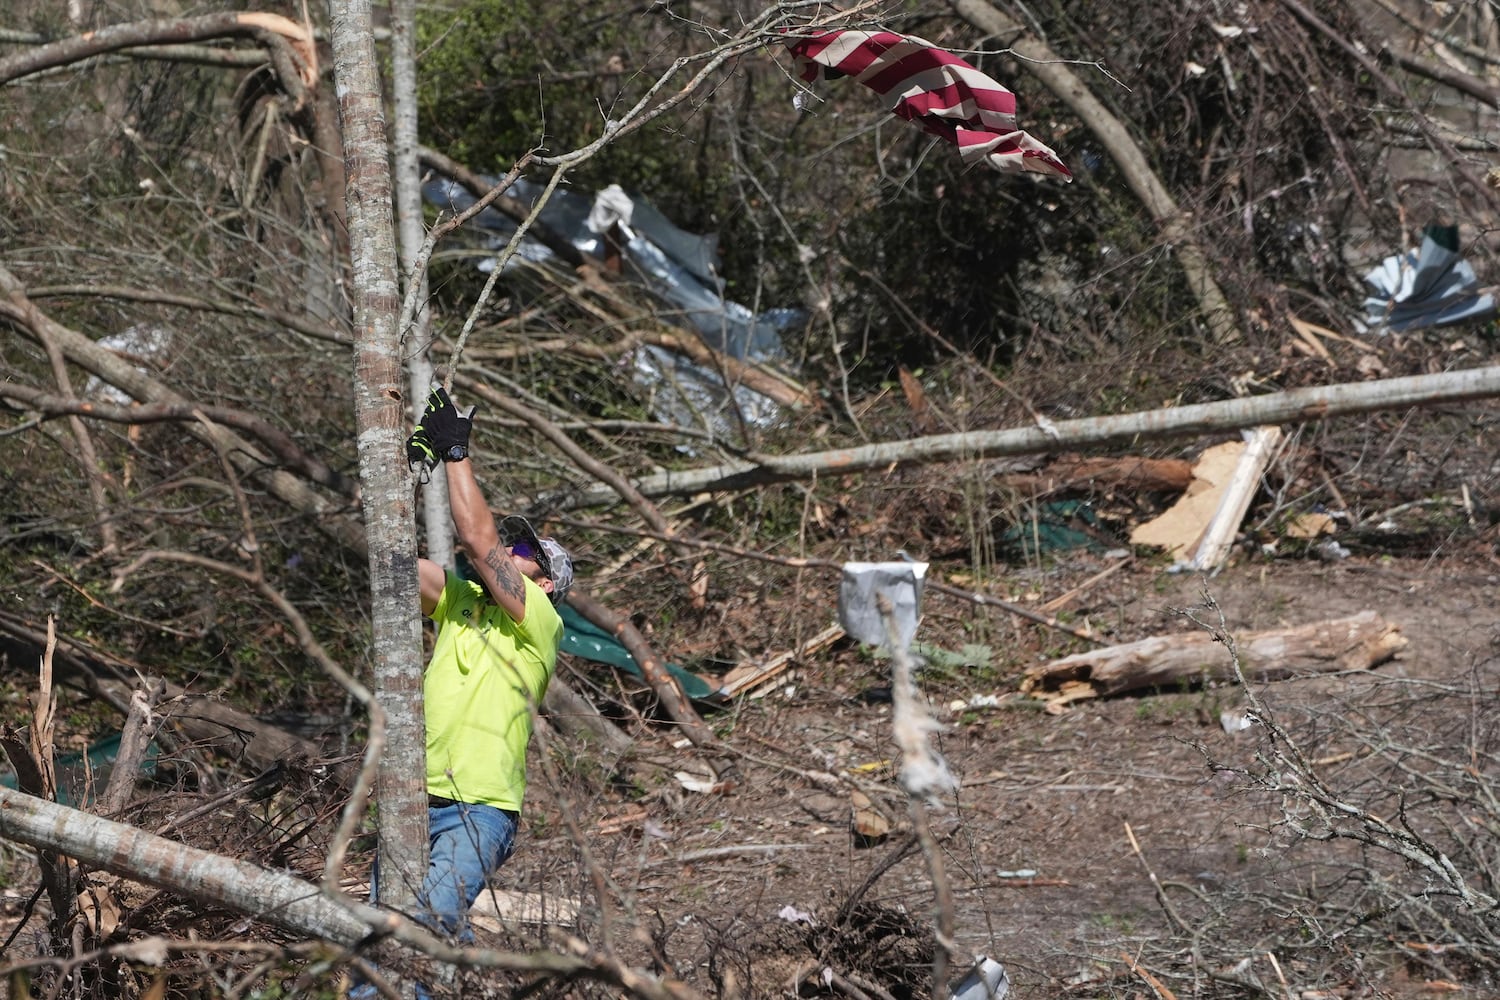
948, 0, 1243, 344
1003, 455, 1193, 495
1021, 611, 1407, 703
543, 670, 637, 763
0, 787, 372, 942
327, 0, 428, 911
93, 677, 350, 783
0, 12, 317, 91
564, 589, 723, 753
99, 685, 159, 816
392, 0, 453, 570
0, 789, 709, 999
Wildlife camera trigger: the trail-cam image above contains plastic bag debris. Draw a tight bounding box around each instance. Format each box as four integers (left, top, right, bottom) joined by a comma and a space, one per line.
1359, 223, 1496, 333
837, 561, 927, 651
949, 957, 1010, 1000
423, 176, 806, 441
1219, 708, 1254, 733
777, 904, 815, 924
86, 324, 173, 404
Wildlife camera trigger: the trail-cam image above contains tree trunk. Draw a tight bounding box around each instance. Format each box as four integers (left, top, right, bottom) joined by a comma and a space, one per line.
0, 786, 711, 998
0, 787, 372, 942
564, 590, 724, 754
0, 13, 316, 90
94, 677, 351, 784
1021, 611, 1407, 703
98, 686, 158, 816
543, 671, 637, 763
327, 0, 428, 911
392, 0, 453, 570
554, 364, 1500, 503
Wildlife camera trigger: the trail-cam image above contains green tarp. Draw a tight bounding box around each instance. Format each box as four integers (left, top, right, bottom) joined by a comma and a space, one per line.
1, 733, 159, 806
558, 603, 719, 702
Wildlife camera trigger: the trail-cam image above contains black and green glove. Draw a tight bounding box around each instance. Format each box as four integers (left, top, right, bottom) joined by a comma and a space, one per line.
421, 386, 476, 462
405, 424, 439, 478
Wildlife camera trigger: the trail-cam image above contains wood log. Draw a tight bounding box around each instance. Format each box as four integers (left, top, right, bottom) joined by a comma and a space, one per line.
564, 590, 742, 789
1008, 455, 1194, 494
0, 789, 701, 997
552, 364, 1500, 506
99, 684, 161, 816
563, 590, 722, 752
97, 678, 343, 780
1021, 611, 1406, 705
543, 667, 636, 761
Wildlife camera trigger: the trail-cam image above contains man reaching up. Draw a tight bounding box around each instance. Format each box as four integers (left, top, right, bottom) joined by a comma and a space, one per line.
402, 386, 574, 939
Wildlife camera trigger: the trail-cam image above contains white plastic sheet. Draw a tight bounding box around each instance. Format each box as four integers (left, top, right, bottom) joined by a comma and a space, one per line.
949, 957, 1010, 1000
837, 561, 927, 651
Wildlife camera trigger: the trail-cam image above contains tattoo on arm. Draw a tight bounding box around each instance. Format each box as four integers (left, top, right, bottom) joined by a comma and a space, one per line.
483, 546, 527, 604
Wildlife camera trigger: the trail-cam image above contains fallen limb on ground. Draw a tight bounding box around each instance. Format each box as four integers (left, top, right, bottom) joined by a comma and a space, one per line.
1021, 611, 1406, 707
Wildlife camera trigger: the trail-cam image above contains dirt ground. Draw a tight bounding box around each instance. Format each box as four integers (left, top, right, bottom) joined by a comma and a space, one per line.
504, 544, 1500, 1000
3, 543, 1497, 999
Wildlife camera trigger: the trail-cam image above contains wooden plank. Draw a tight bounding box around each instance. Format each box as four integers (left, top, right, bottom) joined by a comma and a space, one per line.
1186, 425, 1282, 571
469, 889, 580, 930
718, 624, 845, 697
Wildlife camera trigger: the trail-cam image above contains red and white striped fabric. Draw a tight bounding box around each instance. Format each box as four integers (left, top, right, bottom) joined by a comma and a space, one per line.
787, 29, 1071, 181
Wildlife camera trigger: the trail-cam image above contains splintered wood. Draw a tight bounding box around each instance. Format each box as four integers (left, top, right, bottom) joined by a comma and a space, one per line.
1129, 427, 1282, 572
718, 624, 845, 697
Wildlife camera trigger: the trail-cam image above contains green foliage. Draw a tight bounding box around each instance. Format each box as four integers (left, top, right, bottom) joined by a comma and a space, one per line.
414, 0, 735, 215
872, 642, 994, 682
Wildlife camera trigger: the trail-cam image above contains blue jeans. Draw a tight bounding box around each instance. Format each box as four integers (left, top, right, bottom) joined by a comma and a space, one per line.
352, 802, 517, 996
417, 801, 518, 940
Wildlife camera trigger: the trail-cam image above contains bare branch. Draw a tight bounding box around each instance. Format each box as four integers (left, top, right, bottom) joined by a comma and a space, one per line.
0, 12, 317, 90
0, 383, 355, 497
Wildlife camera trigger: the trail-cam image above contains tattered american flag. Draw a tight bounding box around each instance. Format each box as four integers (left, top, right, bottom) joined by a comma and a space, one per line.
786, 29, 1071, 181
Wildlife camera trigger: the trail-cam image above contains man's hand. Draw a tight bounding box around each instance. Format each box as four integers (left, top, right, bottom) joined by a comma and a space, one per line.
422, 387, 476, 461
405, 425, 438, 479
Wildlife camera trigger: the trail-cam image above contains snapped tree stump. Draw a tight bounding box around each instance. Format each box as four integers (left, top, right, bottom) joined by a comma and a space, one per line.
1021, 611, 1406, 707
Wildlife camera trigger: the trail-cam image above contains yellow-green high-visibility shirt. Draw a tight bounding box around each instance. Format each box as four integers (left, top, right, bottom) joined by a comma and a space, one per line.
425, 571, 562, 811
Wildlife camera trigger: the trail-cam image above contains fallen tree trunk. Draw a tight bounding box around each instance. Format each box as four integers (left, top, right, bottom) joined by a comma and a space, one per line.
1005, 455, 1193, 495
95, 677, 346, 782
564, 589, 724, 754
552, 365, 1500, 504
0, 786, 710, 998
1021, 611, 1406, 704
543, 667, 637, 761
0, 786, 371, 944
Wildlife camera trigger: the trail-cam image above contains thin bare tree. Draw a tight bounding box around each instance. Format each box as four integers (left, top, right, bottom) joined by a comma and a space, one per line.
326, 0, 428, 913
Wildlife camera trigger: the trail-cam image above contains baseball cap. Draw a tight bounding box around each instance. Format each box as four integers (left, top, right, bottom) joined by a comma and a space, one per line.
499, 515, 575, 605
